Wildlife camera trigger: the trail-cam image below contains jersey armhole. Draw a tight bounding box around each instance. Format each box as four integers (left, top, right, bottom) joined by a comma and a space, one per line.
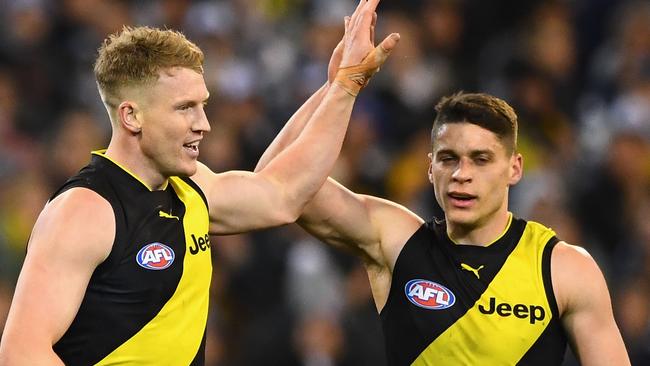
182, 176, 209, 211
379, 222, 428, 317
542, 237, 561, 318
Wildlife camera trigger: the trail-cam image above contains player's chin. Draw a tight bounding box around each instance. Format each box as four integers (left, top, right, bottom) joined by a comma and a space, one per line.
176, 160, 198, 177
445, 209, 478, 226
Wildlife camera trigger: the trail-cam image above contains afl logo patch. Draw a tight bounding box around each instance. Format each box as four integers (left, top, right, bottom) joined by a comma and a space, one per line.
405, 279, 456, 310
136, 243, 175, 270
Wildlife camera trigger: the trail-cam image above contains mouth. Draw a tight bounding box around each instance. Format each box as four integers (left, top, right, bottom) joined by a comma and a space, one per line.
447, 191, 477, 208
183, 141, 200, 155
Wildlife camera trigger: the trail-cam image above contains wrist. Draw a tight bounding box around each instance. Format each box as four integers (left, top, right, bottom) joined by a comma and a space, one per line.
329, 82, 358, 99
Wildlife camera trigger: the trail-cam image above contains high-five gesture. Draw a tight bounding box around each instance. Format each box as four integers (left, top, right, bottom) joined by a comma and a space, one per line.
334, 0, 400, 96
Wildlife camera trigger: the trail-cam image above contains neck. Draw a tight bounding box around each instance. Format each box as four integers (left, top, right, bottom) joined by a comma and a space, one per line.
447, 209, 512, 246
105, 138, 168, 191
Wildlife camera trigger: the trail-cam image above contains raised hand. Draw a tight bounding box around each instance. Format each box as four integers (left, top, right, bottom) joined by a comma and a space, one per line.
333, 0, 400, 96
328, 11, 376, 86
328, 38, 344, 86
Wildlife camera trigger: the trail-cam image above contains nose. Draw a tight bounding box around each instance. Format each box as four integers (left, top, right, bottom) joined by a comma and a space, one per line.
452, 158, 472, 183
193, 106, 211, 133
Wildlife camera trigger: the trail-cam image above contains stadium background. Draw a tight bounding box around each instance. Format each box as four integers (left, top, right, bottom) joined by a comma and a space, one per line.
0, 0, 648, 364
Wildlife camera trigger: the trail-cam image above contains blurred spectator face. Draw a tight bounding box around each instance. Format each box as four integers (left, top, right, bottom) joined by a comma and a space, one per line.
618, 2, 650, 87
527, 3, 575, 80
616, 280, 650, 341
7, 0, 50, 46
0, 171, 49, 253
0, 71, 17, 133
63, 0, 130, 35
49, 110, 106, 182
421, 0, 464, 53
293, 313, 344, 364
606, 133, 650, 186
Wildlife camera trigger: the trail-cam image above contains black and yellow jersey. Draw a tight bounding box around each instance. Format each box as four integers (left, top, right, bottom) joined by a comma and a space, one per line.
380, 215, 567, 365
51, 151, 212, 365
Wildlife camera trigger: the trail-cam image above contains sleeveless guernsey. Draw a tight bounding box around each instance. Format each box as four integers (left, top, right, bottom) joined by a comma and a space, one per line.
51, 151, 212, 365
380, 216, 567, 365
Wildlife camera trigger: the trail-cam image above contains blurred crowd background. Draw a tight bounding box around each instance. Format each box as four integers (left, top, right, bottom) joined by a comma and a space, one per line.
0, 0, 649, 364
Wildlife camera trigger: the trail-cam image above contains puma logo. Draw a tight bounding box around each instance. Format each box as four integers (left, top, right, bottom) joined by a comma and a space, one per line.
461, 263, 484, 279
159, 211, 179, 221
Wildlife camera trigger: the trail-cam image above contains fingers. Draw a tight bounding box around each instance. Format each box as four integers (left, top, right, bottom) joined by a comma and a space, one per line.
358, 0, 380, 32
370, 12, 377, 44
348, 0, 365, 31
377, 33, 400, 55
348, 0, 380, 36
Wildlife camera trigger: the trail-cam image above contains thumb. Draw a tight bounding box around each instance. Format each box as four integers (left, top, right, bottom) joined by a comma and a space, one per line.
378, 33, 400, 55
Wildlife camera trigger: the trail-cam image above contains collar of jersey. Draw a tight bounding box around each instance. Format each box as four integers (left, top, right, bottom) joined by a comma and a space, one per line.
91, 149, 167, 192
448, 212, 513, 247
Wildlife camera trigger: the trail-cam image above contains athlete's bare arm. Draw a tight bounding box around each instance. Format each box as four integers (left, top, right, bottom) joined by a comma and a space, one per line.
193, 0, 400, 235
300, 179, 423, 310
552, 242, 630, 365
252, 5, 419, 310
0, 189, 114, 365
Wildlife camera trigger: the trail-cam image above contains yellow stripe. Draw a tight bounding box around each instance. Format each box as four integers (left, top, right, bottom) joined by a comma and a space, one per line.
91, 150, 162, 192
448, 213, 513, 247
413, 221, 555, 365
96, 177, 212, 365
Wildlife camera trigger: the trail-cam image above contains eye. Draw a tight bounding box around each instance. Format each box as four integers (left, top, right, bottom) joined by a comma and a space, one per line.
474, 155, 491, 165
176, 102, 196, 111
437, 155, 457, 164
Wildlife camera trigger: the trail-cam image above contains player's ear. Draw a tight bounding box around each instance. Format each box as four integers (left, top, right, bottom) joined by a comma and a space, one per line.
508, 153, 523, 185
428, 153, 434, 184
118, 101, 142, 134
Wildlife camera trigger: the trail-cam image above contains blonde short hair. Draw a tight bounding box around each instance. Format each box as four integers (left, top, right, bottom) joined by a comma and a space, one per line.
94, 26, 204, 104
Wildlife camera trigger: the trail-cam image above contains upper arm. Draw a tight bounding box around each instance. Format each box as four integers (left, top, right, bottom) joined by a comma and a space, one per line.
0, 188, 114, 361
553, 242, 630, 365
299, 177, 423, 268
192, 162, 302, 235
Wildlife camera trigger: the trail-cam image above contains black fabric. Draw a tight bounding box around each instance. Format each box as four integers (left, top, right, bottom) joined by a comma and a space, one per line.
51, 154, 201, 365
380, 217, 526, 365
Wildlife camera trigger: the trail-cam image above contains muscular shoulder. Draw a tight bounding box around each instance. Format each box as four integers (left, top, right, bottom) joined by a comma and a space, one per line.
551, 241, 607, 317
189, 161, 213, 189
363, 195, 424, 269
190, 161, 249, 194
31, 187, 115, 264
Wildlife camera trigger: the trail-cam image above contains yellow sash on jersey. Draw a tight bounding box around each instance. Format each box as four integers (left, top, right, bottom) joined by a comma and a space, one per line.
413, 221, 556, 365
96, 177, 212, 365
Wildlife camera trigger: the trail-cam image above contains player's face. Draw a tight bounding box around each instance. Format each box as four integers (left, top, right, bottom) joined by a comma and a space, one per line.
138, 67, 210, 178
429, 122, 522, 229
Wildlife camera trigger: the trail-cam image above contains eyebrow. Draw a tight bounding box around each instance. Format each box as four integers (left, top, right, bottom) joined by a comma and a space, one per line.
434, 149, 457, 157
174, 94, 210, 107
469, 149, 495, 158
434, 148, 496, 157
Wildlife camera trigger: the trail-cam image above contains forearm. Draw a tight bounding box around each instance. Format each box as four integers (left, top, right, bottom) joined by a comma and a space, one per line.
255, 83, 329, 172
258, 84, 355, 213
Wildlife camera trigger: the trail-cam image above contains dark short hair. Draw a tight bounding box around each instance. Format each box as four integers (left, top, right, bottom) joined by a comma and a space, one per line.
432, 92, 518, 154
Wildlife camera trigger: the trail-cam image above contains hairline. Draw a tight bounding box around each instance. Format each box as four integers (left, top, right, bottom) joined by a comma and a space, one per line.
431, 119, 517, 156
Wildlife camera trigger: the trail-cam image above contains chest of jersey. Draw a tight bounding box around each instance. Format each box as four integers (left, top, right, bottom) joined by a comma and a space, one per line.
53, 154, 212, 365
381, 218, 566, 365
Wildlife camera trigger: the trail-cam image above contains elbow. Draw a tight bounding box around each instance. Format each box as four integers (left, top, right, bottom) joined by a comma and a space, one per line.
274, 194, 308, 226
274, 204, 303, 226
